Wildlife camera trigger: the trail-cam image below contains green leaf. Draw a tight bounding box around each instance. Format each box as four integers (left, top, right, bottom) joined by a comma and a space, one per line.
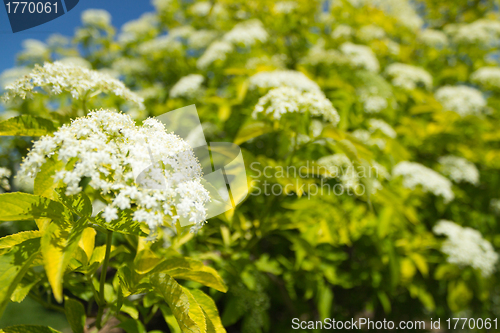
0, 231, 41, 250
190, 289, 226, 333
56, 190, 92, 217
90, 209, 148, 237
0, 193, 71, 223
1, 325, 62, 333
150, 273, 202, 333
0, 115, 57, 137
0, 238, 40, 317
34, 159, 63, 200
234, 121, 272, 145
64, 297, 86, 333
134, 249, 163, 274
115, 319, 146, 333
41, 216, 88, 303
11, 272, 40, 303
153, 257, 227, 293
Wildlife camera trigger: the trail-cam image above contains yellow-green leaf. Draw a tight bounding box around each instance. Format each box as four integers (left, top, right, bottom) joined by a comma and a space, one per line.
153, 257, 227, 293
0, 231, 41, 250
0, 193, 71, 223
150, 273, 201, 333
41, 217, 88, 303
64, 297, 86, 333
234, 121, 272, 145
190, 289, 226, 333
0, 115, 57, 137
0, 238, 40, 317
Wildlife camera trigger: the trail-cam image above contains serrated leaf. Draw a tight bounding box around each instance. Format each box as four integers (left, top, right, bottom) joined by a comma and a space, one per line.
153, 257, 227, 293
0, 115, 57, 137
134, 249, 163, 274
116, 319, 146, 333
0, 231, 41, 250
1, 325, 62, 333
234, 121, 272, 145
190, 289, 226, 333
56, 191, 92, 217
0, 193, 71, 223
150, 273, 201, 333
64, 297, 86, 333
34, 159, 63, 201
11, 272, 40, 303
91, 209, 147, 237
41, 217, 88, 303
0, 238, 40, 317
182, 288, 207, 333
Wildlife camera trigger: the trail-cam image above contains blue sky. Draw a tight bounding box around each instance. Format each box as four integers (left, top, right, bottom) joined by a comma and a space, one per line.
0, 0, 155, 74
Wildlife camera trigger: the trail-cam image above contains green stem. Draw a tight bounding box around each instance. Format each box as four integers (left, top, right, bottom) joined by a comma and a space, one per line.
95, 229, 113, 330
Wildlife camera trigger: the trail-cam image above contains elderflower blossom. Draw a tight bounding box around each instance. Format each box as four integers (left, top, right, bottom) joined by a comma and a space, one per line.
188, 30, 218, 49
253, 87, 340, 125
249, 70, 321, 92
357, 25, 386, 42
197, 41, 234, 69
446, 19, 500, 46
317, 154, 359, 189
138, 35, 182, 55
118, 13, 158, 43
392, 161, 454, 203
112, 58, 149, 76
17, 40, 49, 64
0, 67, 31, 89
435, 86, 486, 117
438, 156, 479, 185
351, 129, 386, 149
490, 198, 500, 215
301, 40, 344, 66
274, 1, 298, 14
223, 20, 268, 47
170, 74, 204, 99
189, 1, 226, 17
18, 110, 210, 234
471, 67, 500, 90
2, 62, 144, 109
385, 63, 433, 90
433, 220, 498, 277
362, 95, 388, 113
0, 167, 11, 192
340, 43, 380, 73
418, 29, 448, 48
368, 119, 396, 138
81, 9, 111, 28
332, 25, 354, 40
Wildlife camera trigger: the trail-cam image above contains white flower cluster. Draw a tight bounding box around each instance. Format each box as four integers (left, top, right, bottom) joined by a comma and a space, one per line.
392, 161, 454, 203
118, 13, 158, 44
188, 30, 218, 49
332, 25, 354, 40
274, 1, 298, 14
2, 62, 144, 109
138, 35, 182, 55
18, 110, 210, 233
0, 67, 31, 89
357, 25, 386, 42
317, 154, 359, 189
0, 167, 11, 192
170, 74, 204, 99
340, 43, 380, 73
189, 1, 226, 17
351, 129, 386, 150
112, 58, 149, 76
197, 41, 234, 69
362, 95, 388, 113
471, 67, 500, 90
17, 40, 49, 63
385, 63, 433, 90
223, 20, 268, 47
249, 70, 321, 92
253, 87, 340, 125
81, 9, 111, 28
435, 86, 486, 117
433, 220, 498, 277
301, 40, 343, 66
438, 155, 479, 185
418, 29, 448, 48
490, 198, 500, 215
446, 19, 500, 46
368, 119, 396, 138
363, 0, 422, 30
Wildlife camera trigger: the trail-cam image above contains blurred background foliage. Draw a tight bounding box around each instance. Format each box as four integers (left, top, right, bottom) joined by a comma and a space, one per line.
2, 0, 500, 332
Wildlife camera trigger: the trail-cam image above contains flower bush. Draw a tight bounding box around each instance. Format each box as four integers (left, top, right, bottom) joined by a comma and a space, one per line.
1, 0, 500, 332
